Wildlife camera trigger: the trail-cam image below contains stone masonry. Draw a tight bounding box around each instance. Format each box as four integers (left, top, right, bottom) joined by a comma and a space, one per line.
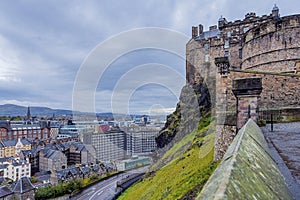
186, 5, 300, 160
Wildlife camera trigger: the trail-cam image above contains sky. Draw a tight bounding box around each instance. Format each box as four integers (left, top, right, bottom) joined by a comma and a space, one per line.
0, 0, 299, 115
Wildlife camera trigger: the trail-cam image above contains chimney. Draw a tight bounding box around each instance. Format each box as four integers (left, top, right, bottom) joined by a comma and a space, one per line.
192, 26, 198, 39
199, 24, 204, 34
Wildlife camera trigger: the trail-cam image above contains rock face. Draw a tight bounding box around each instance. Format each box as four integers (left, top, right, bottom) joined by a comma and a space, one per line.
155, 83, 211, 149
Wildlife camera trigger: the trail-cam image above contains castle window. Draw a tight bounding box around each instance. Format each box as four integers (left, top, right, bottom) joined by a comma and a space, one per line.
254, 28, 260, 36
204, 43, 210, 51
224, 40, 229, 48
205, 55, 210, 62
227, 31, 231, 37
224, 51, 229, 57
243, 27, 249, 33
239, 49, 242, 59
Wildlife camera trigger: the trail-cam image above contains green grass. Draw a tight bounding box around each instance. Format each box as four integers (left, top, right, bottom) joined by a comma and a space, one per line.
35, 172, 119, 199
118, 120, 218, 200
151, 114, 212, 171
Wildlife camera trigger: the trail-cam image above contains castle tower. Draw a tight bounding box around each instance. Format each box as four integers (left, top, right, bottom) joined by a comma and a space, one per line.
272, 4, 279, 18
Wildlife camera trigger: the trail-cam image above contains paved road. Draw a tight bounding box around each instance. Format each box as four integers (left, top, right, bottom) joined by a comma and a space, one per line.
262, 122, 300, 200
70, 166, 149, 200
263, 122, 300, 183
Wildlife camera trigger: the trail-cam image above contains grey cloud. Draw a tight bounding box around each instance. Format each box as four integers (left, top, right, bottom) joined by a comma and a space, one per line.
0, 0, 299, 114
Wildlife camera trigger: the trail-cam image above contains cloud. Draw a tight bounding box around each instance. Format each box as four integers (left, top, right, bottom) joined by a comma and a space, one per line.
0, 0, 299, 114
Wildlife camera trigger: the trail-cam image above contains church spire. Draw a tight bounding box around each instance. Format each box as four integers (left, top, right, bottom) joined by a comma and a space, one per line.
26, 106, 31, 121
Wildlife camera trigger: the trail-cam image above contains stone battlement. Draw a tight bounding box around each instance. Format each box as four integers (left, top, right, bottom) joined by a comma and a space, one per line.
186, 5, 300, 160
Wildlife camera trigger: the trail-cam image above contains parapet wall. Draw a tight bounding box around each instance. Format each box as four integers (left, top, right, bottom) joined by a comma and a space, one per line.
197, 119, 293, 200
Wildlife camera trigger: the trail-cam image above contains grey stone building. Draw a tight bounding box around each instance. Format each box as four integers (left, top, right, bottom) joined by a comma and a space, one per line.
39, 149, 67, 172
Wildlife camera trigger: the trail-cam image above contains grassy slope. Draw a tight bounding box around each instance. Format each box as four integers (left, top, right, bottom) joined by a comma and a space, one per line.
118, 119, 217, 200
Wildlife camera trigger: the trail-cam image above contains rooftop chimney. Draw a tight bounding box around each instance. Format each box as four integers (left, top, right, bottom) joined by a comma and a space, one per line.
192, 26, 198, 39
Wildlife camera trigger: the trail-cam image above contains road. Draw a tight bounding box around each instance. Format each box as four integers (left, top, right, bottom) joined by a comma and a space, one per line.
70, 166, 149, 200
262, 122, 300, 200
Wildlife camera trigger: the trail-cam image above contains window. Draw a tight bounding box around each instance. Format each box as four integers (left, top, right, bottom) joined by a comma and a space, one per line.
227, 31, 231, 37
239, 49, 242, 59
205, 55, 210, 62
224, 51, 229, 57
224, 40, 229, 48
204, 43, 210, 51
243, 27, 249, 33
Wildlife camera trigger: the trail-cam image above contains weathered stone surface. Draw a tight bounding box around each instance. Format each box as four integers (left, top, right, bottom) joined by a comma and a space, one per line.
197, 119, 293, 200
187, 10, 300, 160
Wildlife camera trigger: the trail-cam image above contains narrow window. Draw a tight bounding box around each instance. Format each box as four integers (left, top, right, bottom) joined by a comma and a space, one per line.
224, 40, 229, 48
239, 49, 242, 59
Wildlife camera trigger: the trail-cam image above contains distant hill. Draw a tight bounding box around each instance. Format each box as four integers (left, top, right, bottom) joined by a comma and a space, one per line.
0, 104, 73, 117
0, 104, 166, 119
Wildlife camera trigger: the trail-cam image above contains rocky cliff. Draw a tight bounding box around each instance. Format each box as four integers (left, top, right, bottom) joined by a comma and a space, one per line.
156, 82, 211, 149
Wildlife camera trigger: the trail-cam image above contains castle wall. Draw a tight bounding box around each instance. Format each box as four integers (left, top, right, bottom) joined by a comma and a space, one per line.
186, 9, 300, 160
242, 16, 300, 71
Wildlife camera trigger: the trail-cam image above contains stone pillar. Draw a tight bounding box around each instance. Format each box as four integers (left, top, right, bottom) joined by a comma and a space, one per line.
214, 57, 237, 161
232, 77, 262, 129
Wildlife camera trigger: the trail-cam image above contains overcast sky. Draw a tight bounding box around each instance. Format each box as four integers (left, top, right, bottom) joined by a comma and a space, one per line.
0, 0, 299, 115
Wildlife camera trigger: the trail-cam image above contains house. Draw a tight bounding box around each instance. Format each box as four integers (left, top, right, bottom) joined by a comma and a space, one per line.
39, 149, 67, 172
12, 177, 35, 200
1, 139, 31, 158
0, 159, 31, 182
67, 142, 96, 165
0, 185, 13, 200
33, 171, 52, 188
20, 149, 40, 176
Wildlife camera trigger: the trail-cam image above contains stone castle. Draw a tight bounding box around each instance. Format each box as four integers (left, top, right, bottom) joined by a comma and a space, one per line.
186, 5, 300, 160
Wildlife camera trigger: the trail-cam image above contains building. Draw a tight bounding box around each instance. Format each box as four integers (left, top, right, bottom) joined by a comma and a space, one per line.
0, 121, 50, 141
116, 156, 151, 171
49, 121, 60, 138
12, 176, 35, 200
39, 149, 67, 172
0, 158, 31, 182
186, 5, 300, 160
125, 127, 159, 155
58, 124, 93, 140
20, 149, 40, 176
64, 142, 96, 165
83, 131, 126, 161
0, 185, 13, 199
0, 143, 4, 158
20, 140, 96, 175
0, 139, 31, 158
